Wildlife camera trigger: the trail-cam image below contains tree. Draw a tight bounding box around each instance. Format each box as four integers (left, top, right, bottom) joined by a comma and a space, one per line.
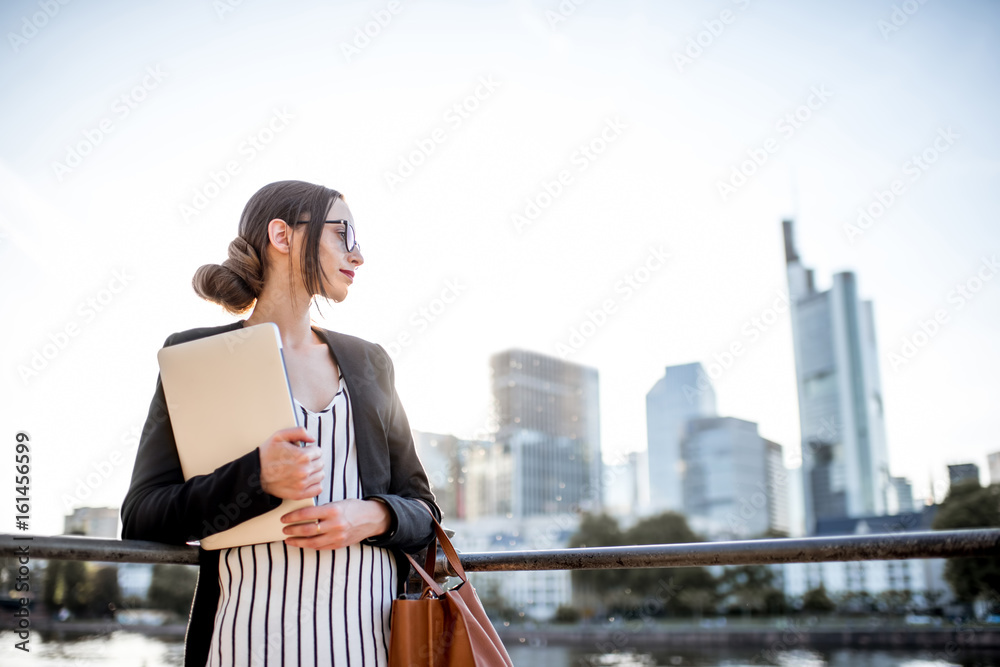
87, 566, 122, 618
147, 564, 198, 618
718, 565, 784, 617
677, 587, 716, 620
931, 481, 1000, 604
566, 512, 720, 618
553, 605, 580, 623
0, 557, 19, 597
42, 559, 64, 611
620, 512, 716, 618
567, 512, 625, 602
0, 556, 23, 611
801, 584, 835, 613
61, 560, 90, 617
835, 590, 875, 615
876, 589, 912, 616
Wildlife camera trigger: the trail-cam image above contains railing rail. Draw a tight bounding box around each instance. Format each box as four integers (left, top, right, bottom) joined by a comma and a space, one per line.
3, 529, 998, 576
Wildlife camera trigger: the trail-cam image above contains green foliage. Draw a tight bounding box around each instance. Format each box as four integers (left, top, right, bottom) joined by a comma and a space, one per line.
61, 560, 90, 616
553, 604, 580, 623
718, 565, 784, 616
763, 588, 787, 615
42, 560, 64, 609
876, 589, 913, 615
147, 564, 198, 617
932, 481, 1000, 603
87, 566, 123, 617
836, 590, 875, 614
568, 513, 626, 597
0, 557, 19, 600
801, 584, 835, 613
568, 511, 717, 618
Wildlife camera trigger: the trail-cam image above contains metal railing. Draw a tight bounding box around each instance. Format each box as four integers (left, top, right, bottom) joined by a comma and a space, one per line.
3, 528, 999, 576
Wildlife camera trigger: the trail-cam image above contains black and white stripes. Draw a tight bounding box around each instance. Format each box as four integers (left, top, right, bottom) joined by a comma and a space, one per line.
207, 375, 396, 666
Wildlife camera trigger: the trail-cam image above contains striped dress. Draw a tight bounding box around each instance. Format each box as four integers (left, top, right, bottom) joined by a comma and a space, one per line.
207, 373, 397, 667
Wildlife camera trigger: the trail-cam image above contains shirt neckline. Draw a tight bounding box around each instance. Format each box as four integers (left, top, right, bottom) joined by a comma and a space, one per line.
292, 374, 346, 415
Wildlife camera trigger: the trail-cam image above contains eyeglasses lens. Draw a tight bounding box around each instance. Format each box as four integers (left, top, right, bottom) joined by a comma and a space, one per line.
345, 224, 357, 253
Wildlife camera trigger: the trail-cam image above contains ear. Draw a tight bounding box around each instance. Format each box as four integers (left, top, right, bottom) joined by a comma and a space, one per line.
266, 218, 294, 256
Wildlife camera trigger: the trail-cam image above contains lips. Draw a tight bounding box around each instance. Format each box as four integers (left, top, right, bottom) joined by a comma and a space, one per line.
340, 270, 355, 280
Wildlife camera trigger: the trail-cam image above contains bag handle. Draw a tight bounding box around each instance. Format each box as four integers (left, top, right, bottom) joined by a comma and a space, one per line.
405, 552, 446, 597
404, 504, 469, 597
423, 531, 437, 579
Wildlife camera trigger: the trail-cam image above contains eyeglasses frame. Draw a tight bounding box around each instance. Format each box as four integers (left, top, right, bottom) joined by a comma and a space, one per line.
293, 218, 360, 254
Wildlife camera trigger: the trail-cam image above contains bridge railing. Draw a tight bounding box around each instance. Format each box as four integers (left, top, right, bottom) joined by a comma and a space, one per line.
3, 528, 998, 577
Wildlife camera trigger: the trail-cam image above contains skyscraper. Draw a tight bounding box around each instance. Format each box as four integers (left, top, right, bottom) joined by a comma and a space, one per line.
887, 476, 915, 514
489, 349, 602, 517
947, 463, 980, 487
646, 362, 717, 512
783, 220, 891, 534
680, 416, 789, 539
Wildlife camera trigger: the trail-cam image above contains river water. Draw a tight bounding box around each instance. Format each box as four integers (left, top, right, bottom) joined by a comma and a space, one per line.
1, 630, 998, 665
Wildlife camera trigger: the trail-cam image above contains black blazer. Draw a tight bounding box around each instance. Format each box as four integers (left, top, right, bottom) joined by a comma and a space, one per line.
120, 319, 441, 667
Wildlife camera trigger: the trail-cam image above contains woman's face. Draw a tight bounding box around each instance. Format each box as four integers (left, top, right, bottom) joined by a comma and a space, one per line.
294, 196, 364, 303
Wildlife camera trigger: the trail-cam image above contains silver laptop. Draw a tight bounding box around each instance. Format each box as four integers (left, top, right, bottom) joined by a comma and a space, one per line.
156, 322, 315, 550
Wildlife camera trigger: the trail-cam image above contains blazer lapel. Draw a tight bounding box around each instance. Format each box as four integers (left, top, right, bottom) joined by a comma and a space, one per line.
233, 320, 389, 496
312, 327, 388, 496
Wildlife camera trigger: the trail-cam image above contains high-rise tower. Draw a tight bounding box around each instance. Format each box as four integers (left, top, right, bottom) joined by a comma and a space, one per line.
645, 362, 717, 512
489, 349, 601, 518
783, 220, 890, 534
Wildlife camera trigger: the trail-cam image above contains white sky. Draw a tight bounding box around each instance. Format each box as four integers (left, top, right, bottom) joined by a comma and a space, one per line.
1, 0, 997, 537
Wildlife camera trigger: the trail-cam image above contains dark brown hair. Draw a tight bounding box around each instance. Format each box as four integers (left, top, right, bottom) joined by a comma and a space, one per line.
192, 180, 342, 315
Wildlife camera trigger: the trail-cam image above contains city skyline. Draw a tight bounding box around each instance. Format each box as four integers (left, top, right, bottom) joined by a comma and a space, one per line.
3, 1, 997, 538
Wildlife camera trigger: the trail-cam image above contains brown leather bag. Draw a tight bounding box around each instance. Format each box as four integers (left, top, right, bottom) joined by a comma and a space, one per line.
388, 511, 513, 666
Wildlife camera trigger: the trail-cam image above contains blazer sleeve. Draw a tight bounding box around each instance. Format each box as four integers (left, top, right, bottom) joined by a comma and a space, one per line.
120, 333, 284, 545
362, 343, 443, 554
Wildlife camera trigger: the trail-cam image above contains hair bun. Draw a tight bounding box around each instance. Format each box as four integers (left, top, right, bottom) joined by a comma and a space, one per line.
224, 236, 265, 294
190, 236, 264, 315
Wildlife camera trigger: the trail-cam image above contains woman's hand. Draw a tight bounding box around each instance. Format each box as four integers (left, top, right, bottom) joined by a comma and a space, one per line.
258, 427, 323, 500
279, 499, 392, 550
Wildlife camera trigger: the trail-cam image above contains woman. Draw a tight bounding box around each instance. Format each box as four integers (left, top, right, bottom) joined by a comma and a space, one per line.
121, 180, 441, 667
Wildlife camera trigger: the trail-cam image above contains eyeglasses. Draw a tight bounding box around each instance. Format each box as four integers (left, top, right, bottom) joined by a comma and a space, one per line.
294, 219, 360, 254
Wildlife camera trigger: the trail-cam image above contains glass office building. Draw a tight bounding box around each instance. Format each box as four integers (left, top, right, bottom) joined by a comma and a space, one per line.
489, 349, 602, 518
645, 362, 717, 512
784, 220, 890, 534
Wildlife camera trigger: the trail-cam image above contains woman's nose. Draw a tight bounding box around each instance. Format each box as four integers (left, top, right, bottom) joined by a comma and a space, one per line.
350, 246, 364, 266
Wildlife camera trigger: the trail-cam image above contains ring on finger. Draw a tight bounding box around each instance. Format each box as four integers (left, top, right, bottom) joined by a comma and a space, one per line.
315, 520, 322, 534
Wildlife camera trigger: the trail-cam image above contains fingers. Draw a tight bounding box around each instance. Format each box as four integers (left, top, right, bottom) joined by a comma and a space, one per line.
282, 502, 340, 524
262, 440, 321, 467
276, 426, 314, 446
281, 502, 371, 550
283, 465, 325, 500
283, 521, 350, 550
258, 430, 325, 499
